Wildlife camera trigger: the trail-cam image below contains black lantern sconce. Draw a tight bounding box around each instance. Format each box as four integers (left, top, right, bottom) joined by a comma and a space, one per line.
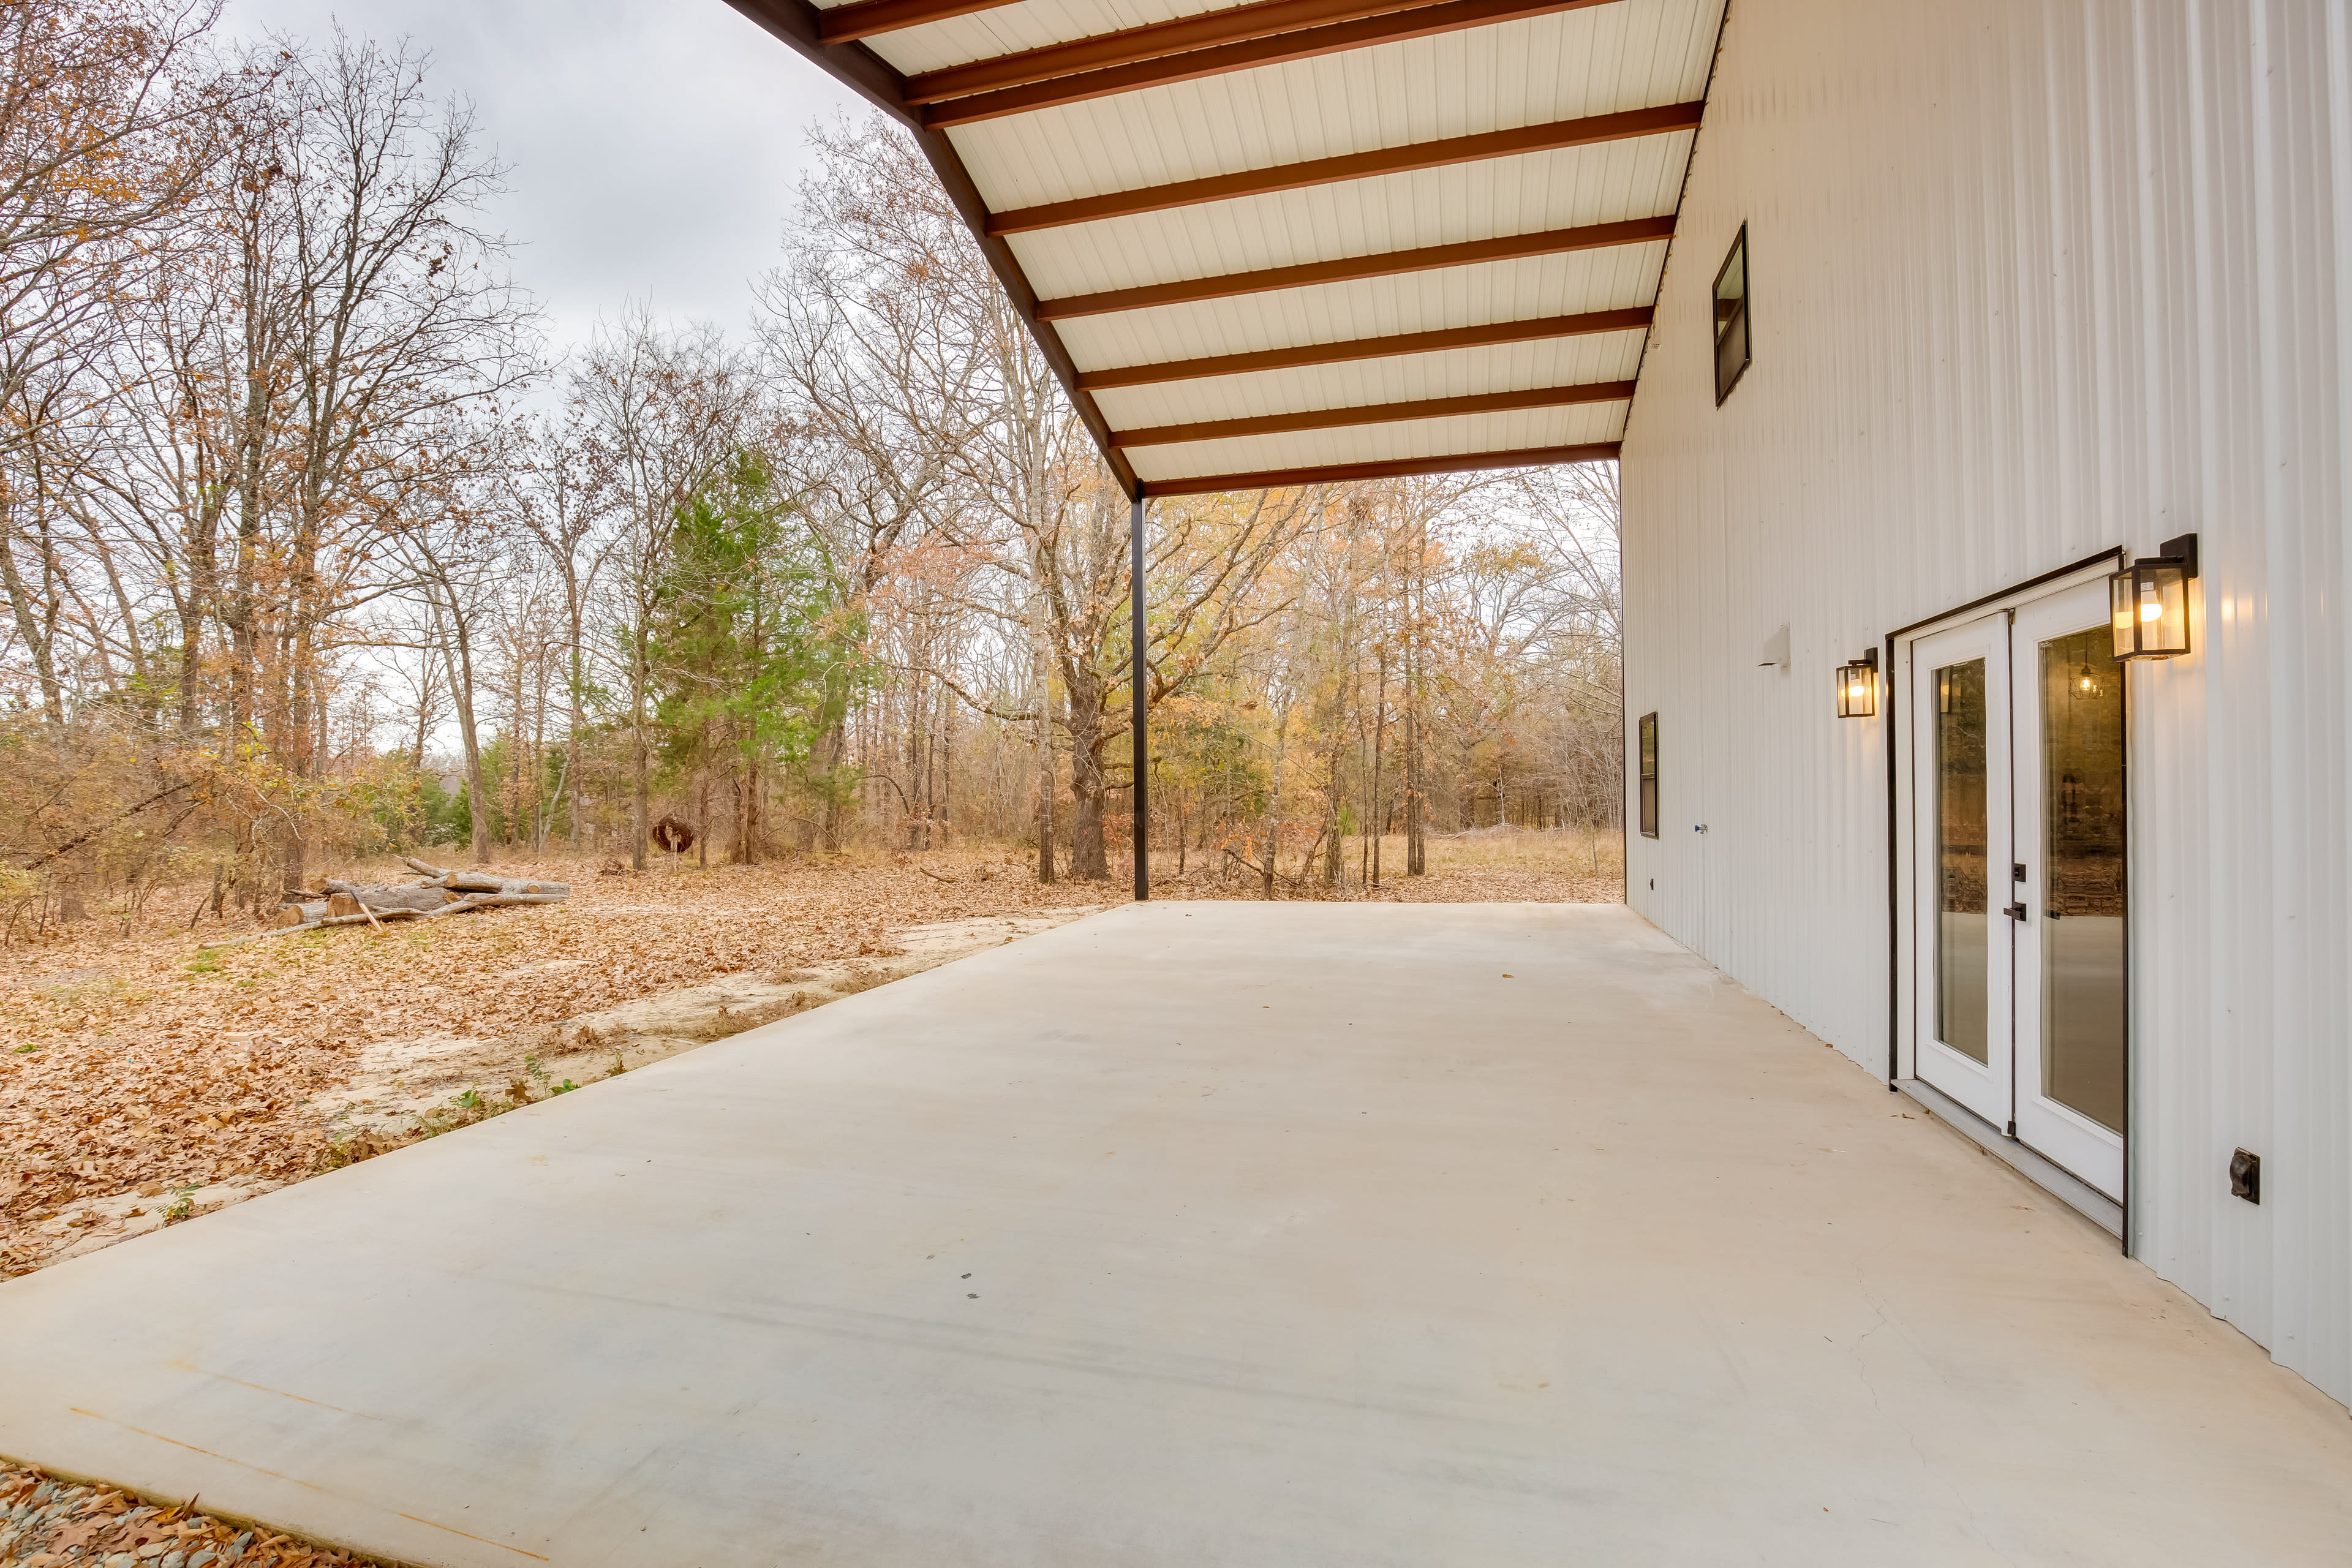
1836, 649, 1879, 717
2111, 533, 2198, 660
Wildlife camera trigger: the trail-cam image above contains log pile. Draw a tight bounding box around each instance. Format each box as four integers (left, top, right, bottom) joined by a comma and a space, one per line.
237, 859, 571, 943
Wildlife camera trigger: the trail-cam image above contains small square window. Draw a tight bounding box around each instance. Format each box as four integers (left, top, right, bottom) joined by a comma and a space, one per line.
1637, 712, 1659, 839
1713, 226, 1749, 405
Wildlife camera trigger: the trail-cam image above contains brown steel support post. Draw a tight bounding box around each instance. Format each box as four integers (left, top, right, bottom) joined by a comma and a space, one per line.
1131, 496, 1150, 902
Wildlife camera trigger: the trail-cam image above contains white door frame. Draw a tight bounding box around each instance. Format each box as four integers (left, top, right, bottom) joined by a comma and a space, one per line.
1907, 612, 2016, 1131
2010, 581, 2127, 1199
1890, 553, 2132, 1223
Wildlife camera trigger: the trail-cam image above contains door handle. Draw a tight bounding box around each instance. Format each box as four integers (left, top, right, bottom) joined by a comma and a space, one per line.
2005, 903, 2028, 922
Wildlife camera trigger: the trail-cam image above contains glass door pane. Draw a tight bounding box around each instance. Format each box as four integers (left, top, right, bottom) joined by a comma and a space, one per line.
2011, 579, 2125, 1201
1910, 612, 2012, 1130
2037, 631, 2125, 1131
1936, 658, 1991, 1063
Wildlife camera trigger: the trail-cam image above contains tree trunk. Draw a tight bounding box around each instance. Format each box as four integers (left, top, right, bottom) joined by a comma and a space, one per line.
1405, 575, 1426, 876
631, 627, 650, 871
567, 638, 586, 851
437, 600, 493, 869
816, 711, 845, 854
0, 507, 66, 724
1262, 706, 1287, 900
1370, 654, 1388, 888
1065, 671, 1109, 881
1029, 584, 1054, 884
736, 748, 760, 865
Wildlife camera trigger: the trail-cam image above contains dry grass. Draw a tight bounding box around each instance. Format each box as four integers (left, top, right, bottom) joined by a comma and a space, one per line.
1158, 826, 1626, 904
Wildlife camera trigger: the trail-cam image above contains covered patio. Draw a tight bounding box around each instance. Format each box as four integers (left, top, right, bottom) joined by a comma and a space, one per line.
1, 903, 2345, 1565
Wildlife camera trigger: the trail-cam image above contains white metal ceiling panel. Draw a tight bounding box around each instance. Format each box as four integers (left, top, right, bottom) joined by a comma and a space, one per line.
859, 0, 1237, 78
785, 0, 1725, 488
1049, 240, 1667, 371
1004, 132, 1689, 299
1123, 399, 1627, 481
944, 0, 1723, 210
1088, 328, 1645, 429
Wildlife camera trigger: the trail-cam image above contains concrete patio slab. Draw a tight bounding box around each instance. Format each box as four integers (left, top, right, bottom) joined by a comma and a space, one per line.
1, 903, 2346, 1566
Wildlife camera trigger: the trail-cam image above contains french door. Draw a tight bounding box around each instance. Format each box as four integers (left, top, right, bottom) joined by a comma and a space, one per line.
1909, 581, 2126, 1199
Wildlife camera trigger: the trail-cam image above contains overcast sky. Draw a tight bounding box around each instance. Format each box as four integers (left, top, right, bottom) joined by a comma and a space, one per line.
227, 0, 867, 350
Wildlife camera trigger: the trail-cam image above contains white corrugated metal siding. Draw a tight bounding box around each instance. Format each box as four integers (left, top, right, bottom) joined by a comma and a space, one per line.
1621, 0, 2352, 1408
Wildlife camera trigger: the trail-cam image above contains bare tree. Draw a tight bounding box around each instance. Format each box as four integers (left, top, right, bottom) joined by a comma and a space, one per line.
756, 114, 986, 853
573, 310, 756, 870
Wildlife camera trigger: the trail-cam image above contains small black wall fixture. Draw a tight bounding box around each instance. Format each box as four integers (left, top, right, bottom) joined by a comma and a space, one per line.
1837, 648, 1879, 717
2111, 531, 2198, 659
2231, 1148, 2261, 1204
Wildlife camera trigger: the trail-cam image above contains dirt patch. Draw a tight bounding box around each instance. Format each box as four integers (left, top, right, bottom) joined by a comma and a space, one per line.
0, 851, 1107, 1278
306, 913, 1090, 1140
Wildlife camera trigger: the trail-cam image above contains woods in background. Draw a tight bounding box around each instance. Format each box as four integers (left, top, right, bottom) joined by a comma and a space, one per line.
0, 1, 1623, 931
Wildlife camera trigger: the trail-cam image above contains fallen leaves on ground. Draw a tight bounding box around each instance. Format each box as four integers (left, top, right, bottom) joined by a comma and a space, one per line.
0, 848, 1103, 1275
1, 837, 1619, 1278
0, 1464, 380, 1567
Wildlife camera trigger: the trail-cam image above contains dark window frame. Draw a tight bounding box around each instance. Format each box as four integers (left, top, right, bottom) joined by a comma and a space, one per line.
1637, 712, 1660, 839
1713, 225, 1750, 405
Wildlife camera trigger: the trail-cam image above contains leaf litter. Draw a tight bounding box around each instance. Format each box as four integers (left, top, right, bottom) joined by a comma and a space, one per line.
0, 850, 1106, 1278
1, 839, 1617, 1280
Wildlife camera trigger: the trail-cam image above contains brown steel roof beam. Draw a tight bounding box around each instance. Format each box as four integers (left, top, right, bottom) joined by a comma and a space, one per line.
1139, 442, 1620, 496
916, 0, 1620, 126
1076, 307, 1654, 390
989, 102, 1702, 235
1111, 379, 1634, 447
1036, 213, 1673, 321
817, 0, 1024, 43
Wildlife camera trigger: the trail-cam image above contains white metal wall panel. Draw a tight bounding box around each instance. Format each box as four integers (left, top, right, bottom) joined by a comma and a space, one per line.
1620, 0, 2352, 1407
943, 0, 1724, 209
1089, 328, 1645, 428
1126, 398, 1623, 480
1006, 134, 1692, 298
1052, 239, 1668, 369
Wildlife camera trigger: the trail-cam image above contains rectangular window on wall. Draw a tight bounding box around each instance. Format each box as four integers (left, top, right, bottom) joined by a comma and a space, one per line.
1713, 226, 1749, 405
1638, 712, 1659, 838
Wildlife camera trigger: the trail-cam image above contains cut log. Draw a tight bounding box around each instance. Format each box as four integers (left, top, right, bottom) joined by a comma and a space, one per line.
323, 881, 447, 913
198, 903, 429, 951
221, 877, 568, 948
442, 872, 571, 896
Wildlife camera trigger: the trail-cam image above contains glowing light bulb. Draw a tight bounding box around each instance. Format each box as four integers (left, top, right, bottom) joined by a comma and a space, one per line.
2141, 600, 2163, 622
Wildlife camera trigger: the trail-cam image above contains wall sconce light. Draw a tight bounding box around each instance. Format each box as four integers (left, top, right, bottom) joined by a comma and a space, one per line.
1837, 649, 1879, 717
2111, 532, 2198, 660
